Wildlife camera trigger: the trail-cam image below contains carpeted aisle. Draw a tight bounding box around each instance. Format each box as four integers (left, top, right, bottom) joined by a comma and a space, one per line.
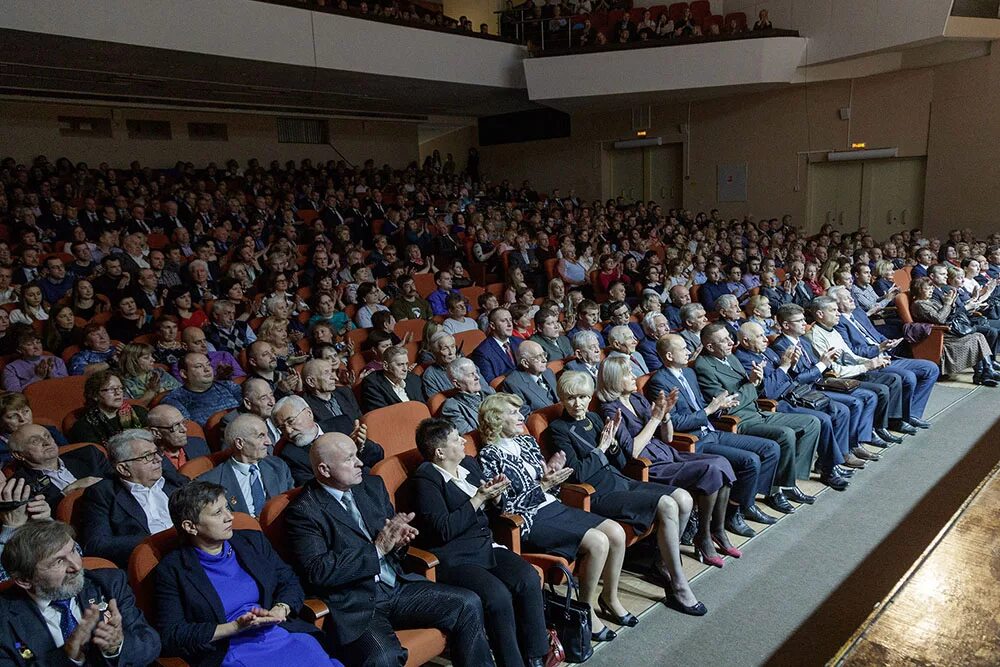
584, 380, 1000, 667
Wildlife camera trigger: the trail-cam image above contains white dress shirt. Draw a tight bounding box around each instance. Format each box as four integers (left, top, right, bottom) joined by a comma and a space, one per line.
123, 477, 172, 534
41, 459, 79, 491
230, 458, 264, 515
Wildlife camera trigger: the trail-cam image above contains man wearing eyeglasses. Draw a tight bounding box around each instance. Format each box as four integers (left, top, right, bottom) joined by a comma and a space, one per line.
146, 405, 210, 483
78, 429, 188, 568
7, 424, 110, 512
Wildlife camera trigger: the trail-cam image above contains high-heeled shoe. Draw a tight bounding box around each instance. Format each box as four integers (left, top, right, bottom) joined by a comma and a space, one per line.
591, 625, 617, 642
663, 593, 708, 616
695, 546, 725, 568
711, 534, 743, 559
597, 597, 638, 627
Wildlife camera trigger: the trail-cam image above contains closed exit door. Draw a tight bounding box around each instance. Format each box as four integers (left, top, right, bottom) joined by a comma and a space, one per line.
607, 144, 683, 208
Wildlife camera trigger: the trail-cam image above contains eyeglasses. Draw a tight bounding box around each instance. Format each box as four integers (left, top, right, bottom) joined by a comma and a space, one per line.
153, 420, 186, 433
99, 385, 124, 395
277, 407, 308, 430
119, 450, 160, 465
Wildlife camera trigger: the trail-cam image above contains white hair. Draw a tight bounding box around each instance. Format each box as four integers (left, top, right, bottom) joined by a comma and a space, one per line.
571, 330, 601, 350
447, 356, 476, 380
606, 325, 634, 346
107, 429, 156, 464
716, 294, 739, 310
641, 310, 664, 335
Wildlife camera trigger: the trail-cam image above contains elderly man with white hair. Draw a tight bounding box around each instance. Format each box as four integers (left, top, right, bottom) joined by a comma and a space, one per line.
715, 294, 746, 340
502, 339, 560, 416
421, 332, 490, 399
605, 325, 649, 377
678, 303, 708, 354
147, 404, 210, 482
638, 310, 670, 372
440, 358, 494, 434
563, 330, 602, 378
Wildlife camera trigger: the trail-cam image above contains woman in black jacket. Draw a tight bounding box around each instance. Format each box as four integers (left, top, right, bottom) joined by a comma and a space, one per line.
412, 418, 550, 667
153, 481, 342, 667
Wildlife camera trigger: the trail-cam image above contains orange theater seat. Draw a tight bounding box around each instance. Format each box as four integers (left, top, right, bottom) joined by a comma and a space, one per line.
24, 375, 90, 424
360, 401, 432, 458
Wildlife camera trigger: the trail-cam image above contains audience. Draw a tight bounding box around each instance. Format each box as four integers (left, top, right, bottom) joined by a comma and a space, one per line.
162, 353, 242, 426
147, 404, 210, 480
70, 370, 149, 444
441, 357, 495, 434
2, 330, 67, 392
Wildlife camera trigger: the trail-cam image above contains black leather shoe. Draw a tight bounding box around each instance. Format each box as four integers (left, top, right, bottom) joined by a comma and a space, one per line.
527, 658, 546, 667
663, 594, 708, 616
834, 465, 855, 478
851, 446, 881, 461
819, 472, 850, 491
724, 508, 756, 537
764, 492, 795, 514
907, 417, 932, 429
868, 435, 891, 448
891, 421, 918, 435
973, 374, 999, 387
876, 428, 904, 444
597, 598, 638, 628
785, 487, 816, 504
743, 504, 778, 524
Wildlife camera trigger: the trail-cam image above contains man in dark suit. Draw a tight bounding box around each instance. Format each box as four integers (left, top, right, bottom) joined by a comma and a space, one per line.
8, 425, 110, 512
0, 520, 161, 666
638, 311, 671, 372
79, 429, 187, 568
528, 309, 572, 362
301, 358, 385, 460
664, 285, 691, 331
563, 329, 602, 379
646, 334, 783, 536
508, 234, 544, 292
678, 303, 708, 353
694, 323, 822, 514
285, 433, 493, 666
716, 295, 747, 340
147, 405, 211, 482
359, 346, 423, 413
470, 308, 522, 384
503, 340, 560, 416
196, 414, 293, 517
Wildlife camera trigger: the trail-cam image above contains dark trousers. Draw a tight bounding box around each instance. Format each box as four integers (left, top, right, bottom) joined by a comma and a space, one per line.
338, 581, 493, 667
738, 411, 821, 488
883, 358, 940, 419
858, 372, 903, 423
696, 430, 780, 507
827, 388, 878, 443
779, 398, 851, 472
439, 548, 548, 667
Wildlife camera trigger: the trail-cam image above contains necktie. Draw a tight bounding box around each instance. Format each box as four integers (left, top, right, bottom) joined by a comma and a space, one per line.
341, 492, 396, 587
249, 464, 266, 516
502, 341, 515, 364
51, 599, 77, 642
677, 372, 715, 432
537, 375, 555, 402
848, 316, 878, 345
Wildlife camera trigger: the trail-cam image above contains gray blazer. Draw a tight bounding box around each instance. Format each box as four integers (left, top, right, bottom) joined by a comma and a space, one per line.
440, 391, 487, 435
680, 328, 702, 353
196, 455, 294, 516
422, 362, 494, 400
503, 369, 560, 415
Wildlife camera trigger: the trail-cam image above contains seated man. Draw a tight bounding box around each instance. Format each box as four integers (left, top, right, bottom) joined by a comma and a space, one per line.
829, 285, 938, 429
302, 358, 363, 430
162, 353, 243, 426
169, 326, 246, 381
273, 395, 378, 486
388, 274, 433, 322
428, 270, 461, 316
2, 330, 68, 392
603, 300, 645, 343
565, 299, 606, 347
146, 404, 210, 481
441, 358, 494, 435
220, 377, 282, 447
760, 271, 793, 308
204, 298, 256, 356
79, 429, 187, 567
695, 322, 822, 514
678, 303, 708, 354
647, 334, 782, 536
716, 294, 747, 340
421, 332, 489, 399
0, 520, 161, 665
245, 340, 302, 397
360, 345, 422, 413
196, 414, 294, 517
470, 307, 522, 384
284, 432, 492, 667
68, 324, 117, 376
8, 424, 110, 512
850, 263, 898, 317
528, 308, 572, 362
638, 311, 671, 372
663, 284, 691, 331
605, 324, 649, 377
698, 265, 732, 312
502, 340, 559, 416
563, 330, 602, 378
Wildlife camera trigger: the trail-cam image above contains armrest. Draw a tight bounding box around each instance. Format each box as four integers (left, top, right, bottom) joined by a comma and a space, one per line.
559, 482, 596, 512
404, 547, 440, 574
155, 659, 190, 667
623, 456, 651, 482
300, 599, 329, 627
756, 398, 778, 412
493, 512, 524, 553
711, 415, 740, 433
668, 432, 698, 453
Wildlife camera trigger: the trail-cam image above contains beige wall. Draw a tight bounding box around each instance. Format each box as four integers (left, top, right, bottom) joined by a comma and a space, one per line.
418, 125, 479, 165
1, 101, 419, 169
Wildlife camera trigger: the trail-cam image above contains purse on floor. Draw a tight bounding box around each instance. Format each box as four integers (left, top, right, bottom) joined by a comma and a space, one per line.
542, 563, 593, 663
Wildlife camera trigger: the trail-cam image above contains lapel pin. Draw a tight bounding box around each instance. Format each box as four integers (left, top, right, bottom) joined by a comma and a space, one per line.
15, 642, 33, 660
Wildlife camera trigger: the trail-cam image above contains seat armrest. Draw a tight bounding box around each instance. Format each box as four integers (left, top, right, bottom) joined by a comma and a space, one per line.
559, 482, 596, 511
155, 659, 191, 667
756, 398, 778, 412
623, 456, 651, 482
404, 547, 440, 573
300, 599, 329, 626
668, 432, 698, 453
493, 513, 524, 553
711, 415, 740, 432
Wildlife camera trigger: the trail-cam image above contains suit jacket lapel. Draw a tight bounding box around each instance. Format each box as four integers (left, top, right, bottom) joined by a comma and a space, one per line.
220, 462, 250, 514
314, 484, 373, 540
681, 368, 706, 410
7, 594, 56, 656
114, 483, 151, 532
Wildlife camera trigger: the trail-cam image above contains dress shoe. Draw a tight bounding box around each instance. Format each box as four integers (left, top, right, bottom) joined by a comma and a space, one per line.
819, 471, 850, 491
663, 594, 708, 616
527, 658, 546, 667
785, 486, 816, 504
591, 626, 617, 642
764, 492, 796, 514
680, 511, 699, 546
851, 447, 880, 462
841, 455, 866, 469
907, 417, 932, 429
972, 373, 999, 387
724, 508, 756, 537
868, 435, 892, 448
891, 421, 918, 436
711, 533, 743, 558
695, 547, 725, 568
597, 597, 638, 627
834, 465, 855, 478
744, 503, 778, 524
876, 428, 904, 444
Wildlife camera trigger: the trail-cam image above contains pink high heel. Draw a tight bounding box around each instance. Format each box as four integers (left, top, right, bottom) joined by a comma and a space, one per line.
695, 547, 724, 568
711, 534, 743, 559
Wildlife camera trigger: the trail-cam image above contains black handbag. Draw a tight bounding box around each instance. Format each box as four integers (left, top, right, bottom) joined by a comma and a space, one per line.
784, 383, 830, 411
815, 377, 861, 393
542, 563, 593, 663
949, 308, 976, 336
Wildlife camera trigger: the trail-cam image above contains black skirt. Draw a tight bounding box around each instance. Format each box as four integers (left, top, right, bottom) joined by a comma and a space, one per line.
525, 502, 605, 561
591, 477, 677, 533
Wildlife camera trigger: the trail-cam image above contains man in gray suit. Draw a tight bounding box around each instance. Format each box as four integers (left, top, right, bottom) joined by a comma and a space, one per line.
422, 332, 490, 399
679, 302, 708, 354
440, 358, 494, 435
196, 414, 293, 517
503, 340, 560, 416
605, 325, 649, 377
528, 309, 572, 362
694, 322, 822, 514
563, 330, 602, 379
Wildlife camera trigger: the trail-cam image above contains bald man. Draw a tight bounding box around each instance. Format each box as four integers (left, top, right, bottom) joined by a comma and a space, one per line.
285, 433, 492, 666
502, 339, 560, 416
147, 404, 210, 481
7, 423, 110, 512
169, 326, 245, 381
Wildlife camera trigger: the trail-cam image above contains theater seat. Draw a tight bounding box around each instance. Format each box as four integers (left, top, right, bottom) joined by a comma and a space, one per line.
178, 449, 232, 479
413, 273, 437, 298
24, 375, 90, 424
202, 409, 232, 451
689, 0, 710, 19
895, 293, 946, 365
453, 329, 485, 355
426, 389, 457, 417
360, 401, 432, 458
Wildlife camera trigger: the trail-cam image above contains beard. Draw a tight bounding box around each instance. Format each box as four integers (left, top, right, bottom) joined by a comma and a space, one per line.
34, 568, 85, 600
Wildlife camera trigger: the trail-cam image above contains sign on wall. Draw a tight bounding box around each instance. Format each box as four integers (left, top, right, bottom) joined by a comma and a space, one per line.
717, 163, 748, 202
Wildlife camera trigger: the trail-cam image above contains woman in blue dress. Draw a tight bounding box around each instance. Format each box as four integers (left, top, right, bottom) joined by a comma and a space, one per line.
154, 481, 342, 667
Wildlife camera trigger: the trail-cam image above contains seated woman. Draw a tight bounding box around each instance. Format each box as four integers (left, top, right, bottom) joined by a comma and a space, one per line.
152, 315, 186, 366
262, 294, 306, 340
354, 282, 390, 329
745, 294, 776, 336
155, 481, 342, 667
166, 285, 209, 330
2, 330, 68, 393
361, 330, 394, 374
412, 418, 550, 667
69, 278, 105, 321
218, 277, 254, 320
69, 369, 149, 444
118, 342, 181, 405
105, 294, 151, 342
557, 244, 588, 292
477, 392, 628, 642
909, 277, 999, 386
596, 357, 740, 567
9, 283, 49, 325
0, 392, 68, 465
257, 316, 306, 368
548, 371, 707, 616
42, 304, 81, 357
308, 291, 351, 335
